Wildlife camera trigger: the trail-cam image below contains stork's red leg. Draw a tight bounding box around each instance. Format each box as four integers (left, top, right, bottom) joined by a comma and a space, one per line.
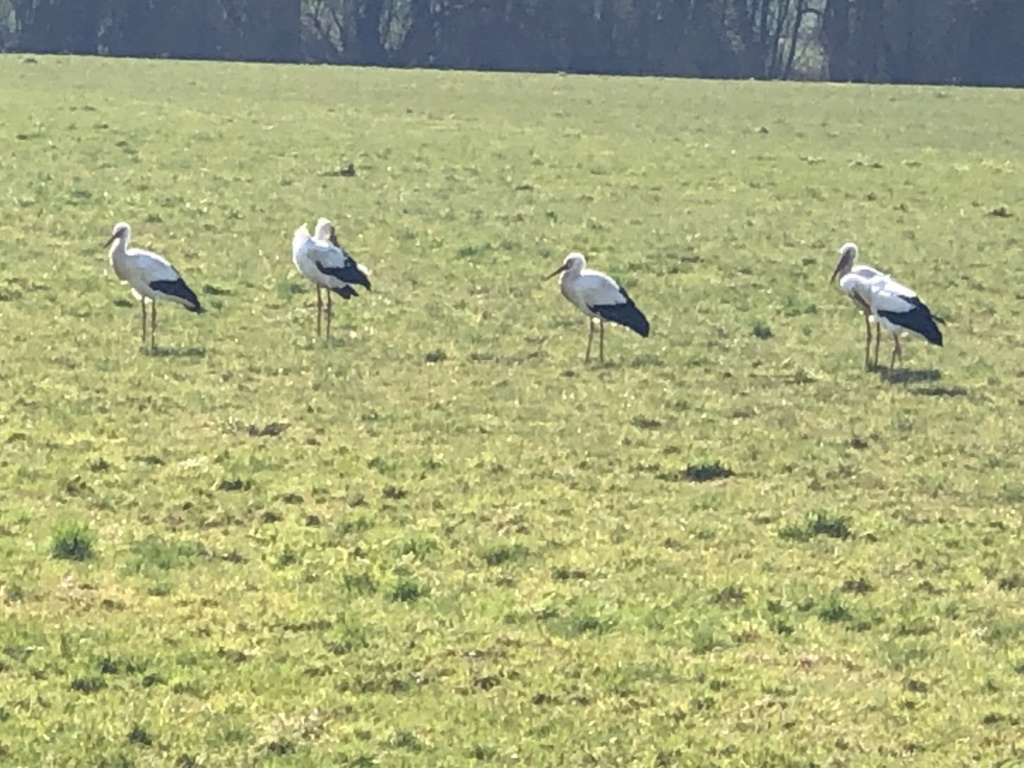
890, 334, 901, 369
864, 314, 872, 370
326, 291, 333, 340
316, 287, 323, 337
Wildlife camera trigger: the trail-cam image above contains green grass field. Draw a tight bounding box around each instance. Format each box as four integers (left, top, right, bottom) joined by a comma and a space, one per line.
1, 54, 1023, 766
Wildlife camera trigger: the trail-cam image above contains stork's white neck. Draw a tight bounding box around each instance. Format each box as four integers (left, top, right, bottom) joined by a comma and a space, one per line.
109, 236, 129, 258
108, 236, 133, 282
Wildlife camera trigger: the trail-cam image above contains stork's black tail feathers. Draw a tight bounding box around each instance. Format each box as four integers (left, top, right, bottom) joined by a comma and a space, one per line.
592, 297, 650, 338
316, 261, 372, 292
150, 278, 204, 313
878, 300, 943, 347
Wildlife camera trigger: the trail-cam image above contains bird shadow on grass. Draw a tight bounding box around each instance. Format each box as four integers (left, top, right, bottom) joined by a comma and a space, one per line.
878, 368, 942, 385
878, 368, 968, 397
912, 384, 969, 398
560, 359, 624, 375
145, 346, 206, 359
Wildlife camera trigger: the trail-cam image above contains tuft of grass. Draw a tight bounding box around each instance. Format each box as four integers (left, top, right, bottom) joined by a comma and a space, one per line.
656, 461, 734, 483
480, 543, 529, 566
126, 725, 153, 746
817, 594, 854, 624
690, 623, 729, 655
779, 512, 853, 542
686, 462, 734, 482
710, 585, 747, 605
50, 521, 97, 561
69, 675, 107, 694
389, 577, 427, 603
124, 535, 210, 575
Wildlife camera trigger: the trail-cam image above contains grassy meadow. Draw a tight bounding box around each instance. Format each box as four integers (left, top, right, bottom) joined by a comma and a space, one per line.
2, 53, 1024, 765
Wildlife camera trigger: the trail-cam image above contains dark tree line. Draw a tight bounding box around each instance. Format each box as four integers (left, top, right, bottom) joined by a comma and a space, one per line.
2, 0, 1023, 86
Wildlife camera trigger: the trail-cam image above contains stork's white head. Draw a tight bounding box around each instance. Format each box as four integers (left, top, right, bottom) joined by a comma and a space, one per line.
545, 251, 587, 281
314, 217, 333, 239
830, 242, 859, 283
104, 221, 131, 249
314, 217, 340, 247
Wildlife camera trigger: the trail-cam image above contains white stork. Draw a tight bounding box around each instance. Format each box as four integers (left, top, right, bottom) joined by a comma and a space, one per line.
291, 217, 371, 339
103, 222, 204, 350
545, 251, 649, 363
829, 242, 889, 369
839, 272, 945, 370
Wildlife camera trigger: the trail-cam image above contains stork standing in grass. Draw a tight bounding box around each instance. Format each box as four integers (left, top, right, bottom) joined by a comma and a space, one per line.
839, 271, 945, 370
829, 242, 889, 369
103, 222, 204, 350
291, 217, 371, 339
546, 251, 649, 363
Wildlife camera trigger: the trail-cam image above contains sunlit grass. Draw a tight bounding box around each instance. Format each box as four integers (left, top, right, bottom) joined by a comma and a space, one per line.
1, 54, 1023, 765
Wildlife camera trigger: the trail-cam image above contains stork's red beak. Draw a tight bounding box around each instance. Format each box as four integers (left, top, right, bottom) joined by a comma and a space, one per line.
545, 264, 568, 280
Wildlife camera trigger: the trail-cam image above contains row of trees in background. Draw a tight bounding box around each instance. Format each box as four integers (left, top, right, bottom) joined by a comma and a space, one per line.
1, 0, 1023, 86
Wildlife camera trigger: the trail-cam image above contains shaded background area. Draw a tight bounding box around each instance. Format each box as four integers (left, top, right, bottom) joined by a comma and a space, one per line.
1, 0, 1023, 86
